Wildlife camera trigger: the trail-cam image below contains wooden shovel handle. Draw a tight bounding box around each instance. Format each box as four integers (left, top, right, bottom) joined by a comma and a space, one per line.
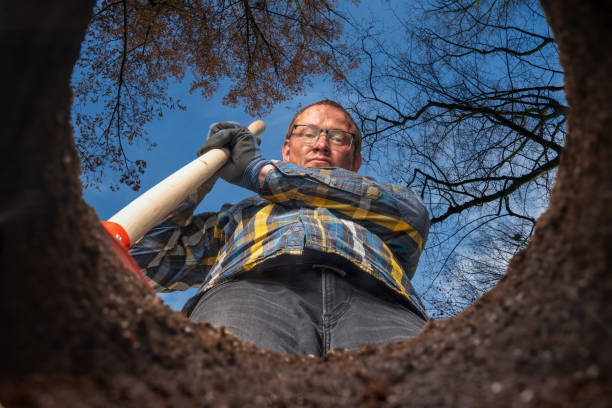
106, 120, 266, 248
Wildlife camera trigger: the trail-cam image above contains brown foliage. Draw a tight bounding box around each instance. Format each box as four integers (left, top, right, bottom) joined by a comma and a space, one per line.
73, 0, 358, 190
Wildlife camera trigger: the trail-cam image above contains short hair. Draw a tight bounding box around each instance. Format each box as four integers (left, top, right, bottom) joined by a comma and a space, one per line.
285, 99, 362, 156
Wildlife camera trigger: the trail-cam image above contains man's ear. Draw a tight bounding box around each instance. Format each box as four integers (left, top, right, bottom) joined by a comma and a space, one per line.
352, 151, 362, 172
282, 139, 291, 162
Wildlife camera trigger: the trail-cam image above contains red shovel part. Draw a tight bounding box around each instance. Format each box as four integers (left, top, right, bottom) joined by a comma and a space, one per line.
102, 221, 154, 292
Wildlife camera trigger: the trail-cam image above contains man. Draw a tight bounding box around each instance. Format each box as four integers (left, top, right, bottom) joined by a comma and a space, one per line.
131, 99, 430, 356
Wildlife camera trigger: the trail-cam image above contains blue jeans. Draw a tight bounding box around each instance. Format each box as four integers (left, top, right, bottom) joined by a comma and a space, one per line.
188, 264, 426, 356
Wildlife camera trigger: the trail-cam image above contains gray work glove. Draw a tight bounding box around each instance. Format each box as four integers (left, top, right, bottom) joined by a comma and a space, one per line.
197, 122, 270, 193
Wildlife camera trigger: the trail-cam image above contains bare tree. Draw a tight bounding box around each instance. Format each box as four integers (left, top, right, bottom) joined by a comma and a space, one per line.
341, 0, 565, 316
72, 0, 357, 190
421, 216, 532, 317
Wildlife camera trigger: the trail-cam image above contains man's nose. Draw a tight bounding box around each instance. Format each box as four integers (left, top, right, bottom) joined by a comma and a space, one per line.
313, 131, 330, 150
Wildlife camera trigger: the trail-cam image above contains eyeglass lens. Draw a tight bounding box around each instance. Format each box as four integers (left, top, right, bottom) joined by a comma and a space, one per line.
294, 125, 352, 147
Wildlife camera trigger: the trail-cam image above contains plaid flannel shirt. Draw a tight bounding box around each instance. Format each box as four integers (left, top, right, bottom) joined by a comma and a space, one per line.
130, 161, 430, 317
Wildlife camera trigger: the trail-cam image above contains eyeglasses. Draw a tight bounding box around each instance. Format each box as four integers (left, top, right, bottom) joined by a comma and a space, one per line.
290, 124, 355, 149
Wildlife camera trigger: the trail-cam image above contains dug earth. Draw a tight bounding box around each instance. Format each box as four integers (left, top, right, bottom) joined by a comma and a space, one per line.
1, 1, 610, 406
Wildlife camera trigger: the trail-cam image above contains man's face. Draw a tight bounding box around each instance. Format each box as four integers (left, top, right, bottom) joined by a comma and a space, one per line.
282, 105, 362, 171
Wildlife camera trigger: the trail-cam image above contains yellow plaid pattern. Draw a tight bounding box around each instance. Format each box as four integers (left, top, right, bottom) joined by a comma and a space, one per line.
130, 161, 430, 317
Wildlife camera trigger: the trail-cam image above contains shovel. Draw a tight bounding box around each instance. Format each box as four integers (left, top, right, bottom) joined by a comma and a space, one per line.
101, 120, 266, 289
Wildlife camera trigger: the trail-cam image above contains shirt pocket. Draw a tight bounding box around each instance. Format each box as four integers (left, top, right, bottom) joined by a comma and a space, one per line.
282, 221, 305, 251
274, 161, 381, 200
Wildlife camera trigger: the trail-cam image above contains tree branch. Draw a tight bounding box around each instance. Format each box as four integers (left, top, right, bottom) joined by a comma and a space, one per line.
430, 155, 559, 224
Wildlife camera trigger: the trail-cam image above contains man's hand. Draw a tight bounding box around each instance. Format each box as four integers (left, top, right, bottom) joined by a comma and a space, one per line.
197, 122, 270, 192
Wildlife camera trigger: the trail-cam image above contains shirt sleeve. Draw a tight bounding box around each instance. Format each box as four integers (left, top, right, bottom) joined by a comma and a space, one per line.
129, 176, 227, 292
260, 161, 430, 273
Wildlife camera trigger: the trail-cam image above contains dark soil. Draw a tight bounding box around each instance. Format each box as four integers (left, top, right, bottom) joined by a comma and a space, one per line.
1, 1, 611, 406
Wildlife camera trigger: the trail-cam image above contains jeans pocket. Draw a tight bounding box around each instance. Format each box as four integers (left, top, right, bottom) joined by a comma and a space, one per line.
183, 279, 237, 316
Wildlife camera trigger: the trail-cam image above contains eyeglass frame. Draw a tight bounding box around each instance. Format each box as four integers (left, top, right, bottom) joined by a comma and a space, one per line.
289, 124, 356, 150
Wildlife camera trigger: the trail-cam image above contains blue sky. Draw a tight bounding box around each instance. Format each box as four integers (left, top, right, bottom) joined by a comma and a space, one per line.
77, 0, 554, 316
